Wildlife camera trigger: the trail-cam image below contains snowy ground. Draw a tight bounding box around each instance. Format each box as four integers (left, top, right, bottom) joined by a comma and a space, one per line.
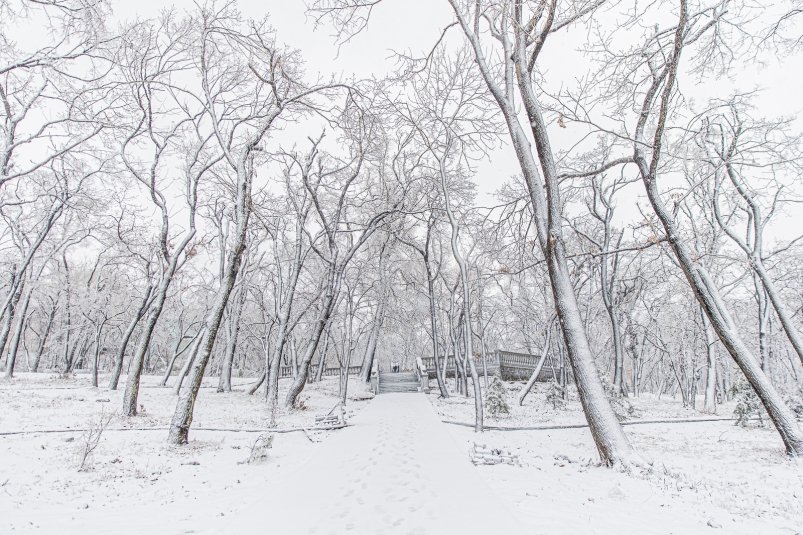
0, 372, 369, 534
432, 380, 803, 534
2, 373, 801, 534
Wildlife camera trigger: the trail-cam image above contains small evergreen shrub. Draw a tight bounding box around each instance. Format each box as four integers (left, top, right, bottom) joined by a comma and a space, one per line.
546, 380, 567, 410
484, 377, 511, 417
731, 380, 766, 427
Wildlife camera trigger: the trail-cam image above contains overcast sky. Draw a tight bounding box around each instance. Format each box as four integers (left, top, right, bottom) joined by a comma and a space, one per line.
107, 0, 803, 241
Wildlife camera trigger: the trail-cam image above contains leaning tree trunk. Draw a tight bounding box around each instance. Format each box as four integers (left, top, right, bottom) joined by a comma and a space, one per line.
4, 287, 32, 378
168, 152, 253, 445
635, 134, 803, 454
700, 308, 718, 414
161, 329, 201, 387
639, 172, 803, 454
519, 318, 555, 406
31, 297, 58, 372
447, 1, 638, 465
314, 328, 331, 383
123, 232, 195, 415
122, 286, 171, 415
719, 161, 803, 369
0, 281, 24, 367
109, 287, 152, 390
437, 154, 483, 432
517, 102, 638, 465
751, 258, 803, 369
359, 296, 385, 383
283, 268, 341, 410
90, 322, 105, 388
426, 264, 449, 398
629, 5, 803, 453
173, 330, 205, 395
218, 282, 246, 393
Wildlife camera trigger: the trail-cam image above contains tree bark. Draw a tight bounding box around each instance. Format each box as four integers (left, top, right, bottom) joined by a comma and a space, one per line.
168, 153, 253, 444
427, 259, 449, 398
173, 329, 205, 395
218, 281, 246, 393
446, 2, 639, 464
700, 307, 718, 414
437, 152, 483, 432
0, 278, 24, 366
162, 328, 201, 386
4, 286, 32, 378
109, 286, 153, 390
283, 265, 341, 410
519, 318, 555, 406
632, 1, 803, 455
359, 295, 386, 383
31, 296, 58, 372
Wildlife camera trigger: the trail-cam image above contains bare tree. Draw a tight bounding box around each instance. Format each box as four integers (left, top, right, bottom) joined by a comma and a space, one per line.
168, 4, 339, 443
116, 14, 220, 416
625, 1, 803, 454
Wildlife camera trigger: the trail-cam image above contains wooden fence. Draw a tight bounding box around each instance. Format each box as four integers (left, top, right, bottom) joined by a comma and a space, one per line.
279, 365, 362, 379
421, 350, 560, 382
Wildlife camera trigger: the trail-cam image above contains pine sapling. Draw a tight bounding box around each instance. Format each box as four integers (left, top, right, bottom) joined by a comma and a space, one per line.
484, 377, 510, 418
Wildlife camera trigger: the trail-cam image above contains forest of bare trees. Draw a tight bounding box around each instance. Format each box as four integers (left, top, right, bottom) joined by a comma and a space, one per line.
2, 0, 803, 472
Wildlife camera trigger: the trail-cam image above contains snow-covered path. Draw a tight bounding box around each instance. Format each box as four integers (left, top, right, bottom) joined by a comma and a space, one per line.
221, 393, 528, 534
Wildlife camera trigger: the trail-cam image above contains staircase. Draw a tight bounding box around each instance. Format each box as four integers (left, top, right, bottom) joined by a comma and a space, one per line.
378, 371, 421, 394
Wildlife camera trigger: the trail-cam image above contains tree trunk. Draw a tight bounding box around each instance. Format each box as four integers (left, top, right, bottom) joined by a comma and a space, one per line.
752, 258, 803, 369
0, 280, 24, 366
519, 319, 555, 406
31, 297, 58, 372
636, 134, 803, 455
173, 330, 205, 395
90, 323, 104, 388
218, 283, 246, 393
168, 152, 252, 444
437, 153, 483, 432
283, 267, 341, 410
360, 297, 385, 383
266, 218, 306, 424
448, 2, 638, 464
109, 286, 153, 390
427, 263, 448, 398
122, 289, 170, 415
162, 329, 201, 387
700, 308, 718, 414
516, 78, 637, 466
314, 328, 331, 383
4, 286, 32, 378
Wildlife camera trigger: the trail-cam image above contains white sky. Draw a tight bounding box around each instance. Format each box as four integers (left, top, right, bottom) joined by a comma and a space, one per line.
104, 1, 803, 244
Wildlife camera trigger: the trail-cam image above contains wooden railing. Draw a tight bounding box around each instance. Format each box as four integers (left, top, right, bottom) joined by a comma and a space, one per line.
279, 365, 361, 379
420, 354, 499, 378
421, 350, 559, 382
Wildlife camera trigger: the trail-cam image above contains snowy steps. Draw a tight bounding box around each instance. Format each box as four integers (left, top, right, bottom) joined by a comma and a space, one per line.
378, 371, 420, 393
